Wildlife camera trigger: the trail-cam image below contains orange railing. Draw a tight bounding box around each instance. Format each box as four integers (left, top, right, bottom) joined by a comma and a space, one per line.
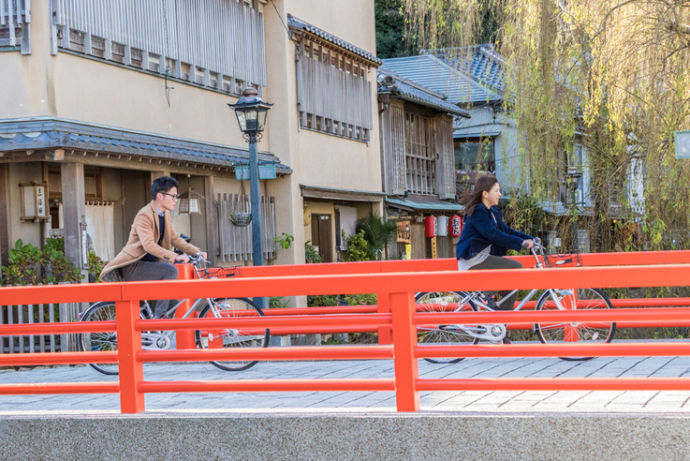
1, 251, 690, 413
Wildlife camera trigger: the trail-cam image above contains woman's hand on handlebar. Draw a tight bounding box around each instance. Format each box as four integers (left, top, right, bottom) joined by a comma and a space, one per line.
521, 239, 535, 250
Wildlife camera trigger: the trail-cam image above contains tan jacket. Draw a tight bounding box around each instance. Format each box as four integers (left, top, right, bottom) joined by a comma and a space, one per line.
100, 201, 200, 282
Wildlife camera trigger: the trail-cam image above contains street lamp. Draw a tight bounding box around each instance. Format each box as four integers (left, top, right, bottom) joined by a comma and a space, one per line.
228, 87, 273, 269
566, 167, 582, 251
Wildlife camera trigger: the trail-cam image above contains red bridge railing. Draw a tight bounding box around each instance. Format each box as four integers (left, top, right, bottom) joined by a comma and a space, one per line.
1, 250, 690, 413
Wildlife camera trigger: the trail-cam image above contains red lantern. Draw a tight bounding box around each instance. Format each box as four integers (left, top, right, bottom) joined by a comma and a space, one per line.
424, 215, 437, 237
450, 215, 462, 237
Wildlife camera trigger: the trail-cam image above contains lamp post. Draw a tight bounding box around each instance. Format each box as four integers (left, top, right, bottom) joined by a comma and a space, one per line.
566, 167, 582, 251
228, 87, 273, 271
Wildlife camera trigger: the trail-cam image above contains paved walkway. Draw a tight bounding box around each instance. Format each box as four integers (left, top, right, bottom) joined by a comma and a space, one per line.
4, 353, 690, 415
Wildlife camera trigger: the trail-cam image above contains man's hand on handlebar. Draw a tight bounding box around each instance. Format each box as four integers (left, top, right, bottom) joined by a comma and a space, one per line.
175, 254, 190, 263
175, 251, 207, 264
522, 239, 535, 250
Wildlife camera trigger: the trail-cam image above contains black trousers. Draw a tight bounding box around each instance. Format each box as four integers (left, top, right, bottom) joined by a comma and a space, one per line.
469, 255, 524, 310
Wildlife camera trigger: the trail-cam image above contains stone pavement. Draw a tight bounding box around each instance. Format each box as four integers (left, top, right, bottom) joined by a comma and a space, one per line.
3, 353, 690, 415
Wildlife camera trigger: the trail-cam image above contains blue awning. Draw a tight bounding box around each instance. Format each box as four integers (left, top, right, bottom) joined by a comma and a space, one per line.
386, 197, 462, 212
454, 130, 501, 139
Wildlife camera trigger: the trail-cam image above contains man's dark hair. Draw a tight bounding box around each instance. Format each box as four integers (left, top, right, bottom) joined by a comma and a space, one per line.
151, 176, 179, 200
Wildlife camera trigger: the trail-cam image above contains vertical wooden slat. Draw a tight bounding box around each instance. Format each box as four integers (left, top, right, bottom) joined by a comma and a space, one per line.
48, 299, 56, 352
217, 193, 226, 262
8, 305, 14, 352
0, 304, 5, 353
39, 301, 46, 353
17, 304, 24, 352
28, 304, 35, 352
7, 0, 16, 46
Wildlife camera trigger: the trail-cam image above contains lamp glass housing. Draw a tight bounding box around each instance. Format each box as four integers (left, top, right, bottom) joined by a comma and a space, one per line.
228, 88, 273, 134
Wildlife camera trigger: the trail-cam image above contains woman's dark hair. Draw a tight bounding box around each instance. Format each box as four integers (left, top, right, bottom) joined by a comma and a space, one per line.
151, 176, 179, 200
461, 174, 499, 217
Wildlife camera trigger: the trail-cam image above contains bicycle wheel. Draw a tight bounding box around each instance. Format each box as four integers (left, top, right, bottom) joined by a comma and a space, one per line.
195, 297, 270, 371
416, 291, 479, 364
534, 287, 616, 361
79, 301, 119, 375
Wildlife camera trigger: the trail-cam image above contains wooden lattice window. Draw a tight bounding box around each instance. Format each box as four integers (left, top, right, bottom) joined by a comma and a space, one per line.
296, 37, 373, 142
404, 113, 436, 195
50, 0, 266, 95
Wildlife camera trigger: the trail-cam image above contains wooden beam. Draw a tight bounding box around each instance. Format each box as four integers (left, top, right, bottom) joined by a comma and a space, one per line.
61, 163, 88, 282
0, 164, 11, 268
204, 175, 219, 266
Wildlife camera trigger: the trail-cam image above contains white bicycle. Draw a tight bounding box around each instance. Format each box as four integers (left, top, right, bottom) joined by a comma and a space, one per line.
79, 255, 270, 375
416, 239, 616, 362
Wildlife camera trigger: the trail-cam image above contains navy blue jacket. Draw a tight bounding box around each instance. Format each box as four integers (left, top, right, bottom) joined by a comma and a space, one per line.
455, 203, 533, 260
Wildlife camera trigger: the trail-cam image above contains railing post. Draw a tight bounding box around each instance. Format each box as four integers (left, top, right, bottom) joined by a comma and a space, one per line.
116, 299, 145, 413
175, 263, 196, 349
376, 292, 392, 344
390, 291, 420, 412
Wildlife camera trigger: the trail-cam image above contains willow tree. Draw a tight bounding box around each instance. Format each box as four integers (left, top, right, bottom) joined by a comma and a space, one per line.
403, 0, 690, 251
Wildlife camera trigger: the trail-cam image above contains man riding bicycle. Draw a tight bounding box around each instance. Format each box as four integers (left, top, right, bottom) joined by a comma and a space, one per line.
100, 175, 207, 318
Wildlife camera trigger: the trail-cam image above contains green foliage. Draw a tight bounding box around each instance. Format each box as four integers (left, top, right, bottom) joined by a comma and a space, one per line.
304, 240, 322, 264
355, 215, 397, 259
307, 294, 338, 307
343, 293, 377, 306
88, 251, 106, 283
375, 0, 418, 58
273, 232, 294, 250
2, 239, 42, 285
269, 296, 289, 308
502, 193, 554, 242
344, 230, 371, 261
401, 1, 690, 254
2, 238, 82, 286
42, 237, 82, 284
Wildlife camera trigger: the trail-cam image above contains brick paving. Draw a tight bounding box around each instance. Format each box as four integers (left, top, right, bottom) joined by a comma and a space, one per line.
3, 353, 690, 415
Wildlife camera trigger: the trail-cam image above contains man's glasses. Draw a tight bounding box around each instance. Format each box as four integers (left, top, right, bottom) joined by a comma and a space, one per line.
162, 192, 180, 200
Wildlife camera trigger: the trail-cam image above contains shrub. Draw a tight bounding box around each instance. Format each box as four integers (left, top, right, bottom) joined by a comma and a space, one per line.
2, 238, 82, 286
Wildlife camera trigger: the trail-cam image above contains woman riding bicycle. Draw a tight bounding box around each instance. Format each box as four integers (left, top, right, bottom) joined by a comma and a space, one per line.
456, 174, 535, 315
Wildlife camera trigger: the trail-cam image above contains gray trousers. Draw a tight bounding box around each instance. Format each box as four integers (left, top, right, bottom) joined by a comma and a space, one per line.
121, 260, 179, 317
469, 255, 524, 310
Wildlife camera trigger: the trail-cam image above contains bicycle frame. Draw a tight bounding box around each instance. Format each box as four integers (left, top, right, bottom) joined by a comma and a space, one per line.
436, 242, 573, 341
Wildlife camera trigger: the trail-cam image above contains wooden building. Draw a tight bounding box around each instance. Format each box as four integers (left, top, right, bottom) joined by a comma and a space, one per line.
377, 70, 470, 259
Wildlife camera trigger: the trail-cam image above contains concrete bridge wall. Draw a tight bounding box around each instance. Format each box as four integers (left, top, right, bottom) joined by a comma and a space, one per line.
2, 413, 688, 460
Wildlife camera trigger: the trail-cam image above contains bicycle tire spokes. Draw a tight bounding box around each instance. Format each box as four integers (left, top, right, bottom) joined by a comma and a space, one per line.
195, 297, 269, 372
79, 302, 120, 375
534, 287, 616, 361
415, 291, 481, 364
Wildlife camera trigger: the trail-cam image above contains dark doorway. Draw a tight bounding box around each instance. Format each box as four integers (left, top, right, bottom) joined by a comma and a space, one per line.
311, 213, 333, 262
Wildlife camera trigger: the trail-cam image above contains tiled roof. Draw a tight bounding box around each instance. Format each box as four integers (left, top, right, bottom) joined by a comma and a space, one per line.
381, 55, 500, 104
378, 71, 470, 118
287, 15, 381, 65
0, 118, 291, 173
386, 197, 462, 212
422, 44, 505, 93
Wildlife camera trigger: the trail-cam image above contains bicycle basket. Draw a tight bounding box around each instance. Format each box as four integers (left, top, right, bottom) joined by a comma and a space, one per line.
543, 252, 581, 268
198, 266, 239, 279
230, 212, 252, 227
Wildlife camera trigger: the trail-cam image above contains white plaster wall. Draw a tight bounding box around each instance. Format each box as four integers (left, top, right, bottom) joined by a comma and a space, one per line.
7, 163, 44, 249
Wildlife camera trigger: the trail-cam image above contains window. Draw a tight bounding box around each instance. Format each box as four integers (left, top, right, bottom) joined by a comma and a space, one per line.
0, 0, 30, 53
50, 0, 266, 95
405, 113, 436, 195
454, 137, 495, 194
454, 137, 495, 172
295, 38, 373, 142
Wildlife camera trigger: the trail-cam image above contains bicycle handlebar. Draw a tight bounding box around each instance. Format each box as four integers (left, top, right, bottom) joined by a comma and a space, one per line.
187, 253, 206, 265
